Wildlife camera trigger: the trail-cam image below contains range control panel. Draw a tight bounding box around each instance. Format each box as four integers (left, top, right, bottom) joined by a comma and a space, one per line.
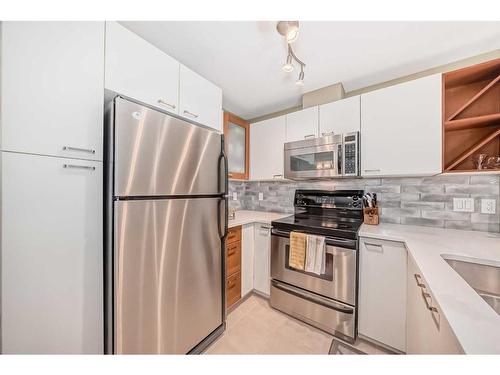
295, 189, 364, 210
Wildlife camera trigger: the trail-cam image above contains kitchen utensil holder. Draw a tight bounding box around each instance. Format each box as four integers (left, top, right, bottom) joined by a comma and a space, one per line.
364, 207, 379, 225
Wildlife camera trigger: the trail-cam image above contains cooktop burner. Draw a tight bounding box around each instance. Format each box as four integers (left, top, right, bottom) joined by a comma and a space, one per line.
271, 189, 364, 240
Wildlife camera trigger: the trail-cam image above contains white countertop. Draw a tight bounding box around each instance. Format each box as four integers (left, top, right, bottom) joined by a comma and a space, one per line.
359, 223, 500, 354
228, 210, 290, 228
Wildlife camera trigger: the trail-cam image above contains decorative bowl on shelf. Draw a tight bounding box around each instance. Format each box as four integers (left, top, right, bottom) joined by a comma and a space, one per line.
485, 156, 500, 169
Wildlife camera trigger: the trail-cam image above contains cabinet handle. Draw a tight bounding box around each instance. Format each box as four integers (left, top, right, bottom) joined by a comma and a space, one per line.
304, 134, 316, 139
321, 131, 334, 136
63, 164, 95, 171
157, 99, 176, 109
63, 146, 95, 154
421, 289, 440, 328
183, 110, 199, 119
260, 225, 271, 230
273, 174, 283, 178
364, 169, 380, 172
414, 274, 426, 288
364, 242, 383, 252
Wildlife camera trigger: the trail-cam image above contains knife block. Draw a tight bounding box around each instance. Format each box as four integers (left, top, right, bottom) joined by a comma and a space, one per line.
363, 207, 379, 225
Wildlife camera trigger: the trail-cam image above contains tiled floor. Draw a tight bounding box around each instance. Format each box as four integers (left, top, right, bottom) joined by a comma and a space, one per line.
204, 294, 334, 354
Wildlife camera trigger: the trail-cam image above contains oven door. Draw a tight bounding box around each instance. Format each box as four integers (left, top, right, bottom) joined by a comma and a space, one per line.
270, 229, 357, 305
284, 143, 341, 180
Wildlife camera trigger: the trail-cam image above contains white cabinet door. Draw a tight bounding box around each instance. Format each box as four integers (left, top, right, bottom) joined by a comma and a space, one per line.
253, 223, 272, 296
1, 152, 103, 354
285, 106, 319, 142
179, 65, 223, 131
241, 224, 255, 297
250, 116, 286, 180
319, 96, 360, 136
406, 255, 463, 354
360, 74, 442, 177
105, 21, 179, 115
359, 237, 407, 352
1, 21, 104, 161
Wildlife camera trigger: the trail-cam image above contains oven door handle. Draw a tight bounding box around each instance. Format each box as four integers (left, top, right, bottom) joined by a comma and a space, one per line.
271, 229, 357, 249
272, 280, 354, 315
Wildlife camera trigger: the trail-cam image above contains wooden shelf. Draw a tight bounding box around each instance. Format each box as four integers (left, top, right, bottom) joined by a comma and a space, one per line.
443, 58, 500, 173
444, 113, 500, 131
444, 127, 500, 171
446, 74, 500, 121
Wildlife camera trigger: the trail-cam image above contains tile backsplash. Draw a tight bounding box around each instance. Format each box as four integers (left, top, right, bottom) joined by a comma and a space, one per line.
229, 174, 500, 233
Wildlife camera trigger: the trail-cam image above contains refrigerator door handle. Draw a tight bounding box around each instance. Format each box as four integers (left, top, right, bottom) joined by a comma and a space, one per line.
218, 135, 229, 239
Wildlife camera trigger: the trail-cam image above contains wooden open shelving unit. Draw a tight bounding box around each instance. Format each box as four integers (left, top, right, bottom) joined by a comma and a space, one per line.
443, 58, 500, 172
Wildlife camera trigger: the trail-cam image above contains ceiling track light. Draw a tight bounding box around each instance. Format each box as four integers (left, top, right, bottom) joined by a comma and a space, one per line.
277, 21, 306, 85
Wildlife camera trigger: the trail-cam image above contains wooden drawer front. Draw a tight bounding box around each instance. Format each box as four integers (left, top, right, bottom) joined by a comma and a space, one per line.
226, 241, 241, 277
226, 272, 241, 308
226, 226, 241, 244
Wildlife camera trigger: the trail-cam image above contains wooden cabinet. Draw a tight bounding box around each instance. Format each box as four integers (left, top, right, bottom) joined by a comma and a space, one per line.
241, 224, 255, 297
179, 64, 223, 132
250, 116, 286, 180
253, 224, 272, 296
1, 152, 103, 353
105, 21, 180, 116
359, 237, 407, 352
360, 74, 442, 177
407, 255, 463, 354
1, 21, 104, 161
285, 106, 319, 142
224, 112, 250, 180
225, 226, 241, 309
319, 96, 360, 136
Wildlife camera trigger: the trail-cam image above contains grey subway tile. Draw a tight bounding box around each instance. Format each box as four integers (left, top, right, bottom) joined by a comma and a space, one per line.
401, 217, 444, 228
401, 201, 445, 210
403, 185, 444, 194
469, 175, 499, 185
445, 185, 499, 195
422, 210, 470, 220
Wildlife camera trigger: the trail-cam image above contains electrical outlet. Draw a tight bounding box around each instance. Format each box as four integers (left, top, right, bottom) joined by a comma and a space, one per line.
481, 199, 496, 214
258, 192, 264, 201
453, 198, 474, 212
232, 192, 237, 201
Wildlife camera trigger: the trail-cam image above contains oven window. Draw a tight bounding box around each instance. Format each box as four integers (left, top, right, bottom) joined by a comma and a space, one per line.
290, 151, 334, 172
284, 245, 333, 281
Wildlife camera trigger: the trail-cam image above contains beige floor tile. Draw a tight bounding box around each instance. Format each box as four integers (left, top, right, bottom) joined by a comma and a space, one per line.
204, 294, 334, 355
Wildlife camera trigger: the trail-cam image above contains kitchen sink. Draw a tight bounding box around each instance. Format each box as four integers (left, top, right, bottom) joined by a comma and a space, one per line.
444, 257, 500, 315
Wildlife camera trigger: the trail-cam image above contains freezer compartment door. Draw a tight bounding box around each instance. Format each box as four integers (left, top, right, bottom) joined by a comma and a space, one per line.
114, 198, 223, 354
113, 97, 223, 197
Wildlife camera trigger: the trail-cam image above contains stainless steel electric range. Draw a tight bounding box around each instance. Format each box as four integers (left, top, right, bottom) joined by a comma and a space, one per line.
270, 189, 364, 343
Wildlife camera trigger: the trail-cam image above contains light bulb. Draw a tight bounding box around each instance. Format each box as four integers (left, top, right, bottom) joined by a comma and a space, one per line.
282, 54, 294, 73
296, 69, 304, 85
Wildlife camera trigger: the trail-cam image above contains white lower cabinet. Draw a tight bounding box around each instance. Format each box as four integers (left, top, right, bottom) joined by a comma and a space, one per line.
407, 255, 463, 354
1, 152, 103, 354
241, 223, 255, 297
253, 223, 272, 296
359, 237, 407, 352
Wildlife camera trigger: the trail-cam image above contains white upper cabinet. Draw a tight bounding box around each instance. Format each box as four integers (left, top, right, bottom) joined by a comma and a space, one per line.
179, 65, 223, 132
285, 106, 319, 142
1, 22, 104, 161
319, 96, 360, 136
360, 74, 442, 177
105, 21, 180, 115
250, 116, 287, 180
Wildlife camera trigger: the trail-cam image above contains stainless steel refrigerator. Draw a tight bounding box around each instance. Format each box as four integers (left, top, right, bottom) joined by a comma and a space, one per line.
104, 97, 228, 354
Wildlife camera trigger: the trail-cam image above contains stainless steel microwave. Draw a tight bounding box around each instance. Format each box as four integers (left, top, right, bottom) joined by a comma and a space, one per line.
284, 132, 359, 180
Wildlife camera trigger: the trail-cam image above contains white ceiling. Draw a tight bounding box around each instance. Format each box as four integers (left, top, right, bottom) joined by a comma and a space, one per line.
120, 21, 500, 119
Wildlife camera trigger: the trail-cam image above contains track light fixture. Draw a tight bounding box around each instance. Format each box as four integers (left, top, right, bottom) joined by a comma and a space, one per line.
277, 21, 306, 85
